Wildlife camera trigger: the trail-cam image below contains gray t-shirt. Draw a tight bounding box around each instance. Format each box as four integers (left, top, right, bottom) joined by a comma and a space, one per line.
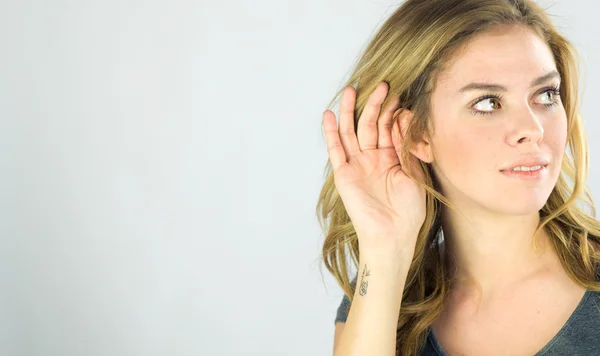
335, 269, 600, 355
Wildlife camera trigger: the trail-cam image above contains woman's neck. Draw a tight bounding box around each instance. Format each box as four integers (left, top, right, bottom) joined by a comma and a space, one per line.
439, 208, 557, 295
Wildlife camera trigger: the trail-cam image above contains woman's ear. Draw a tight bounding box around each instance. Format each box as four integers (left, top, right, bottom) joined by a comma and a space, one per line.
410, 136, 433, 164
395, 108, 434, 164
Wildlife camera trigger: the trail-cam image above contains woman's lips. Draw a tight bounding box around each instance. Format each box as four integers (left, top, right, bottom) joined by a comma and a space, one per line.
500, 164, 548, 181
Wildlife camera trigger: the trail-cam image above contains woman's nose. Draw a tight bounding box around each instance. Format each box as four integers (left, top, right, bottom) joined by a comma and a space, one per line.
507, 109, 545, 146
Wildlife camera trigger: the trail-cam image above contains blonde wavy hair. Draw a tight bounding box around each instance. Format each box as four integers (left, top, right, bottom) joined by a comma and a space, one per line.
316, 0, 600, 354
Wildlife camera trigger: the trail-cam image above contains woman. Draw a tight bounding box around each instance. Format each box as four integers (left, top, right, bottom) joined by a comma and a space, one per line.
316, 0, 600, 355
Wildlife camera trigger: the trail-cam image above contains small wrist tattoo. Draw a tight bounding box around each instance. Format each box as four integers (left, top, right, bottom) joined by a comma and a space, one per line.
359, 264, 370, 296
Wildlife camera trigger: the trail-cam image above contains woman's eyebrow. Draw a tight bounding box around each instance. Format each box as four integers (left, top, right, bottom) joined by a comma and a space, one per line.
458, 70, 560, 93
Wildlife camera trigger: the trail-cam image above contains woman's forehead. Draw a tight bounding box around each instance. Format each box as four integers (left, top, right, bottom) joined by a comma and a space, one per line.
436, 27, 557, 92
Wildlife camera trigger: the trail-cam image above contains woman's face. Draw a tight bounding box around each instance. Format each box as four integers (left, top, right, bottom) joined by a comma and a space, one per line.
426, 25, 568, 215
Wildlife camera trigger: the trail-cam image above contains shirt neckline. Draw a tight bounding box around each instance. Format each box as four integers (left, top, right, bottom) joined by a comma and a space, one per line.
426, 288, 593, 356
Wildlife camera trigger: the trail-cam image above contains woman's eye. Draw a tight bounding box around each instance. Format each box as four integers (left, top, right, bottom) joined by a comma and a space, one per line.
473, 98, 501, 112
471, 88, 561, 115
537, 90, 555, 104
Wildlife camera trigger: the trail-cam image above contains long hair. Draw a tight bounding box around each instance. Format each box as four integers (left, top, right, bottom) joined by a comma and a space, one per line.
316, 0, 600, 354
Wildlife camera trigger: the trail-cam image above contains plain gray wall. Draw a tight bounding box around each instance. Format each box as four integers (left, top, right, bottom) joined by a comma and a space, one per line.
0, 0, 598, 355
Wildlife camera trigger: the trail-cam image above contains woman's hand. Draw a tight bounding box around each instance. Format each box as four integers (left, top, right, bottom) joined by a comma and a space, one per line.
322, 82, 427, 255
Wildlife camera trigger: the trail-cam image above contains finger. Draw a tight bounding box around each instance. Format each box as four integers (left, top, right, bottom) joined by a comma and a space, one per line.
377, 98, 401, 149
322, 110, 347, 171
338, 86, 361, 158
357, 82, 389, 151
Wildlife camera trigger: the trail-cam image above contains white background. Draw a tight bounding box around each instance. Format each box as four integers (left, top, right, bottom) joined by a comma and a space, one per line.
1, 0, 598, 355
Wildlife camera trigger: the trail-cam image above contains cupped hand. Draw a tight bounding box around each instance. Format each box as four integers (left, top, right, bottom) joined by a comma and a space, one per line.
322, 82, 427, 253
